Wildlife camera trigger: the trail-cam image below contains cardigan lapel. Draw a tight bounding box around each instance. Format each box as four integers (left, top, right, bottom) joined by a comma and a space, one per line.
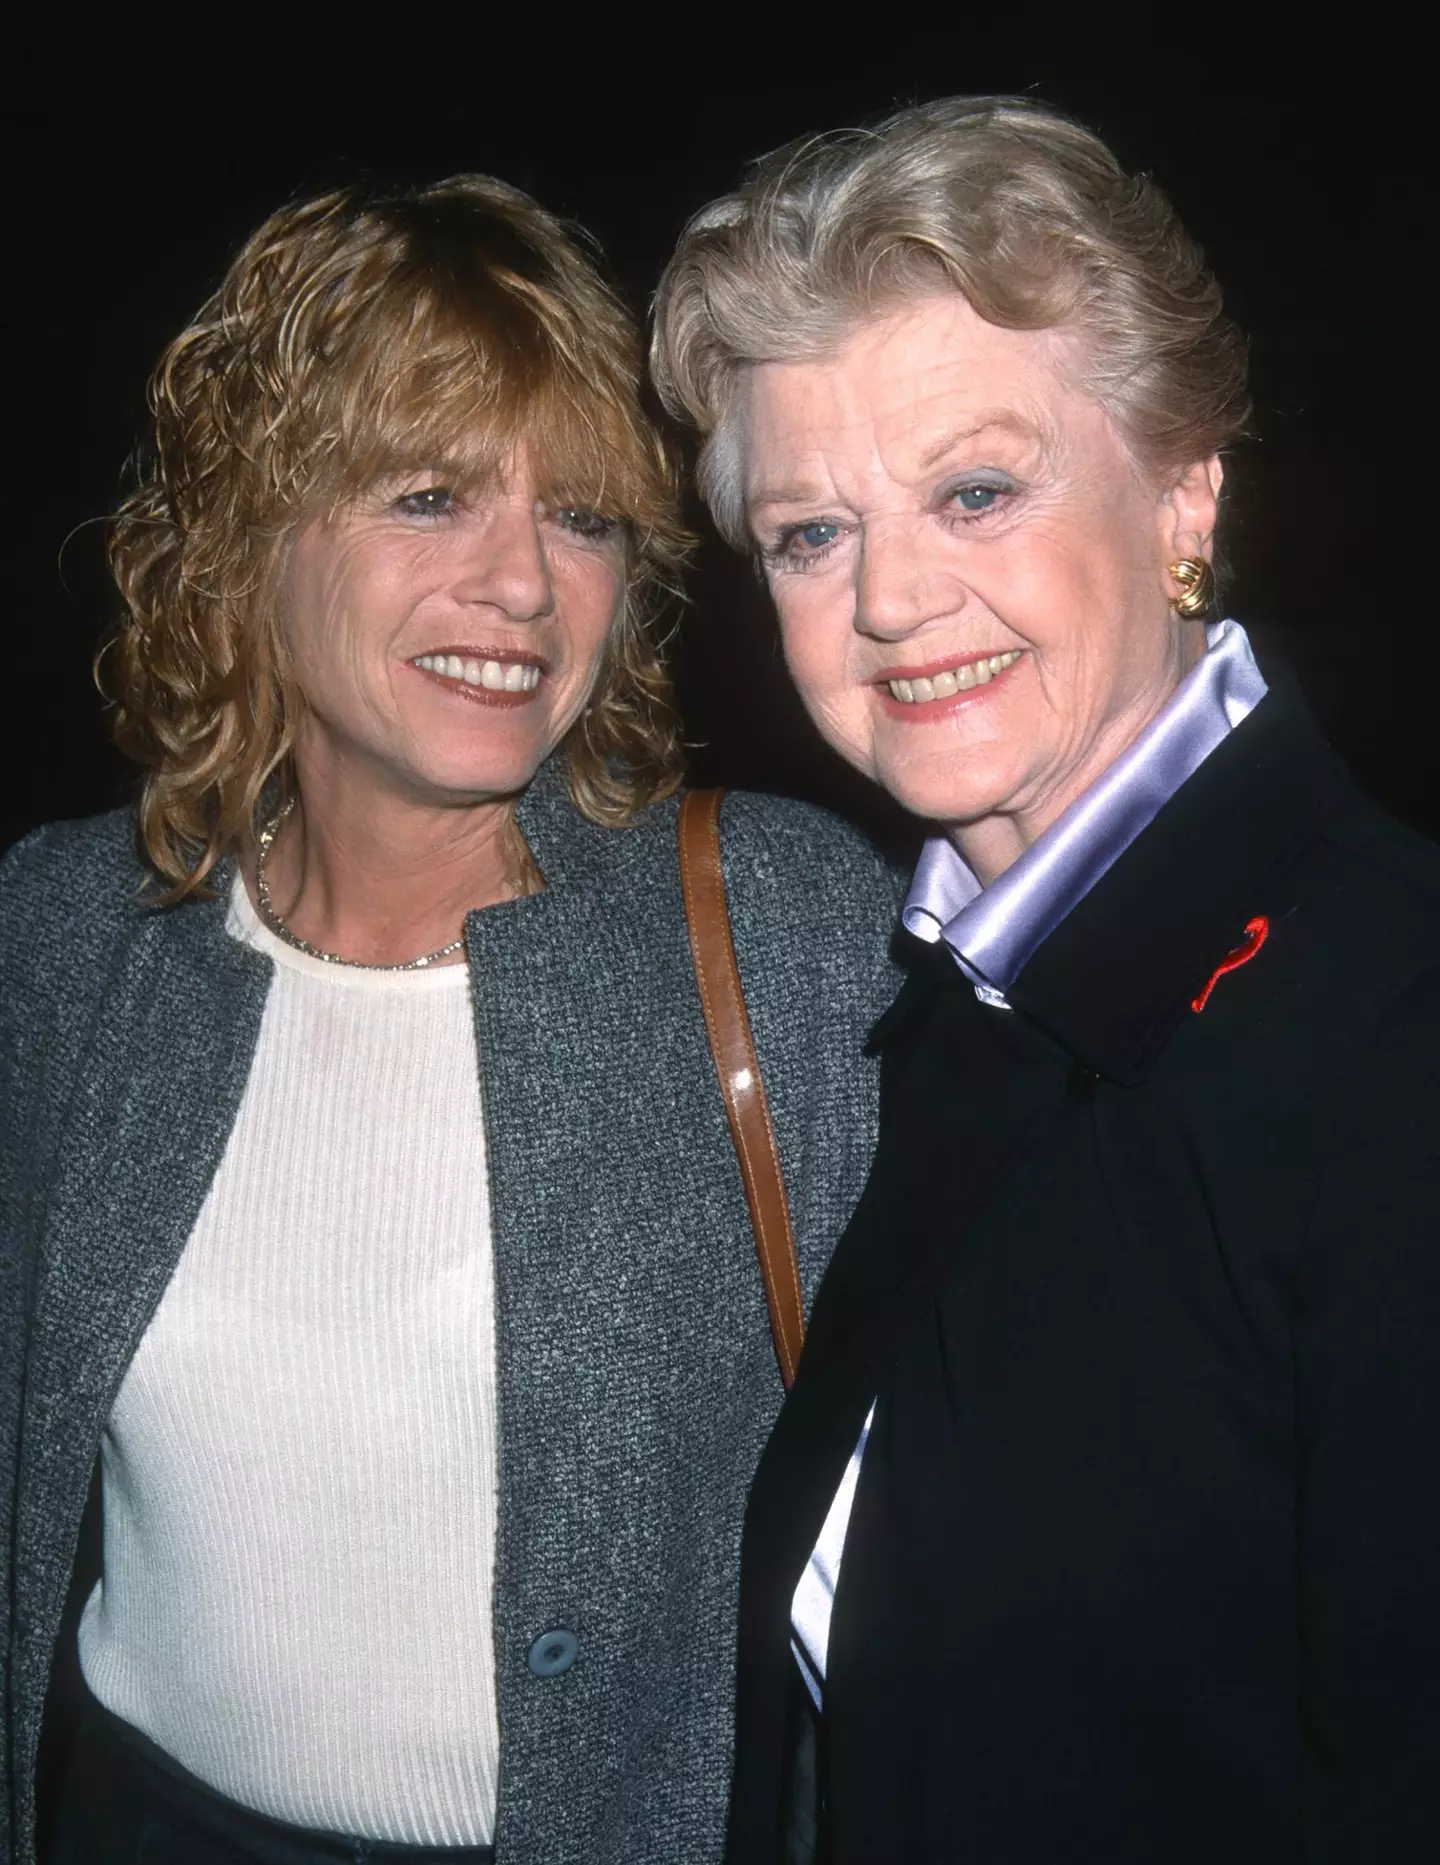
12, 888, 271, 1744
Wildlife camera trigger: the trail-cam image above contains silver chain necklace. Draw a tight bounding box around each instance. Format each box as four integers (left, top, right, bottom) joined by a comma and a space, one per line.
254, 801, 466, 972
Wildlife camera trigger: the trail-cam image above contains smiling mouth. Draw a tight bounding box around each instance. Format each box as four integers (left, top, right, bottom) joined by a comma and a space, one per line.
884, 650, 1023, 704
412, 652, 542, 694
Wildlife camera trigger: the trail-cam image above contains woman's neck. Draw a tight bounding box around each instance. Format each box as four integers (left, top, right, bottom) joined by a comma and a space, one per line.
950, 624, 1205, 888
250, 763, 542, 969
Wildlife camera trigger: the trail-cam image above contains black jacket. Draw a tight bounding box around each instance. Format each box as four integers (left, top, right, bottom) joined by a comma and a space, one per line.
727, 676, 1440, 1865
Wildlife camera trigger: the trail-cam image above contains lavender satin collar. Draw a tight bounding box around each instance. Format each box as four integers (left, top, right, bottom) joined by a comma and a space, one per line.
902, 620, 1268, 999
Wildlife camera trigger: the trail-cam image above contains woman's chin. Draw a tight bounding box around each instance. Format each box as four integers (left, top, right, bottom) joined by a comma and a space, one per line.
393, 723, 564, 807
417, 760, 546, 808
339, 747, 550, 813
868, 752, 1020, 838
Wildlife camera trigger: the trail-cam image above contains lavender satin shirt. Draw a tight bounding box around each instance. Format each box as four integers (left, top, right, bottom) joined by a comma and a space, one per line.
790, 620, 1268, 1708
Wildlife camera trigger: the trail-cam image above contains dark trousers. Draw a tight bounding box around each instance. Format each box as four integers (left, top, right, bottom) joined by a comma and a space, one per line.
48, 1693, 497, 1865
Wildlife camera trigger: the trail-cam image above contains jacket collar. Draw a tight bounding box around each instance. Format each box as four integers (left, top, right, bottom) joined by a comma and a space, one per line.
876, 669, 1350, 1085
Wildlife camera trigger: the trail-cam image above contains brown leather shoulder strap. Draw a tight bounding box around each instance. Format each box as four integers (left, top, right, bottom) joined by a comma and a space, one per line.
679, 788, 806, 1389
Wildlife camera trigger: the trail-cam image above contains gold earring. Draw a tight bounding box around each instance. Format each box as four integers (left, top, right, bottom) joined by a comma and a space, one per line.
1168, 557, 1215, 620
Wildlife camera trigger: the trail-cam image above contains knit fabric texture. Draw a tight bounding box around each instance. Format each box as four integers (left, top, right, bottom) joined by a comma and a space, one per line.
0, 764, 901, 1865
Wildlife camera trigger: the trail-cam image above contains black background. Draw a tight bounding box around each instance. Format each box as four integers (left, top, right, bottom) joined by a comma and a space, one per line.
8, 47, 1435, 857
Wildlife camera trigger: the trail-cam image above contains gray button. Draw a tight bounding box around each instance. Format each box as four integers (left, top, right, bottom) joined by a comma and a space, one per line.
527, 1628, 579, 1677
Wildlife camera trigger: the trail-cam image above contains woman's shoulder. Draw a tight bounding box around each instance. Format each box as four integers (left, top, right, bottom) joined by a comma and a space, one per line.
0, 808, 152, 974
578, 783, 905, 901
1305, 788, 1440, 992
710, 790, 906, 985
1320, 791, 1440, 915
716, 787, 897, 873
716, 788, 902, 904
1213, 784, 1440, 1108
1, 805, 150, 899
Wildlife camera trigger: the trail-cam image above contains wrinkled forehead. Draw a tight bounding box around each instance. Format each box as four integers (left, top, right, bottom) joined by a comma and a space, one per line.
740, 296, 1092, 507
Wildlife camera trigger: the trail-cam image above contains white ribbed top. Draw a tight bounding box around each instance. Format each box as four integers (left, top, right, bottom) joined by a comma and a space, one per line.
79, 876, 500, 1845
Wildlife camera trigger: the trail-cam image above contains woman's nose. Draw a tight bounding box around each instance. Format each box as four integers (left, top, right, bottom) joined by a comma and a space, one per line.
854, 517, 962, 640
451, 507, 556, 623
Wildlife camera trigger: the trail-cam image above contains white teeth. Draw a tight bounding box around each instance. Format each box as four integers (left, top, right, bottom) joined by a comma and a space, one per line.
415, 655, 541, 692
886, 650, 1022, 704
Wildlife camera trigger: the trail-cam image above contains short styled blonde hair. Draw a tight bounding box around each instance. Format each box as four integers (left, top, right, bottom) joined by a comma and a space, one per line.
108, 175, 689, 896
651, 96, 1251, 547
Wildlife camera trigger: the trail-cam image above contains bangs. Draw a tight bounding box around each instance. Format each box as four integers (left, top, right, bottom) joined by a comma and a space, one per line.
316, 253, 666, 539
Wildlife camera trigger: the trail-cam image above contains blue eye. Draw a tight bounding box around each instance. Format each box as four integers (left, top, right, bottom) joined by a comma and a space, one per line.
396, 486, 455, 519
557, 507, 620, 541
953, 484, 1000, 513
764, 518, 846, 572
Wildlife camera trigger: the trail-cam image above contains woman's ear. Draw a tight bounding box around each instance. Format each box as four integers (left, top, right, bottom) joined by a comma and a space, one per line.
1163, 455, 1224, 561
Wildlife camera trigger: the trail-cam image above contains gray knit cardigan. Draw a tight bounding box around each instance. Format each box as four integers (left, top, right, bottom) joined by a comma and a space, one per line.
0, 764, 900, 1865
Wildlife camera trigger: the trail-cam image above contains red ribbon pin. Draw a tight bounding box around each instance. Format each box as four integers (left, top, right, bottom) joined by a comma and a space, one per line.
1191, 915, 1270, 1013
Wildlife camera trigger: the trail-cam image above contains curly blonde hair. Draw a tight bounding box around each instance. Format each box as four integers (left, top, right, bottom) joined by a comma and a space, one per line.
651, 96, 1250, 548
107, 175, 690, 896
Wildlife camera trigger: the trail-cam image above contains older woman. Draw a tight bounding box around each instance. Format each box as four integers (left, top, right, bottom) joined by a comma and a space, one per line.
0, 178, 899, 1865
654, 97, 1440, 1863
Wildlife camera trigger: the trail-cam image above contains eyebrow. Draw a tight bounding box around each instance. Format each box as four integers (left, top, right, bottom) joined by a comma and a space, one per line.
916, 413, 1041, 470
745, 413, 1042, 517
